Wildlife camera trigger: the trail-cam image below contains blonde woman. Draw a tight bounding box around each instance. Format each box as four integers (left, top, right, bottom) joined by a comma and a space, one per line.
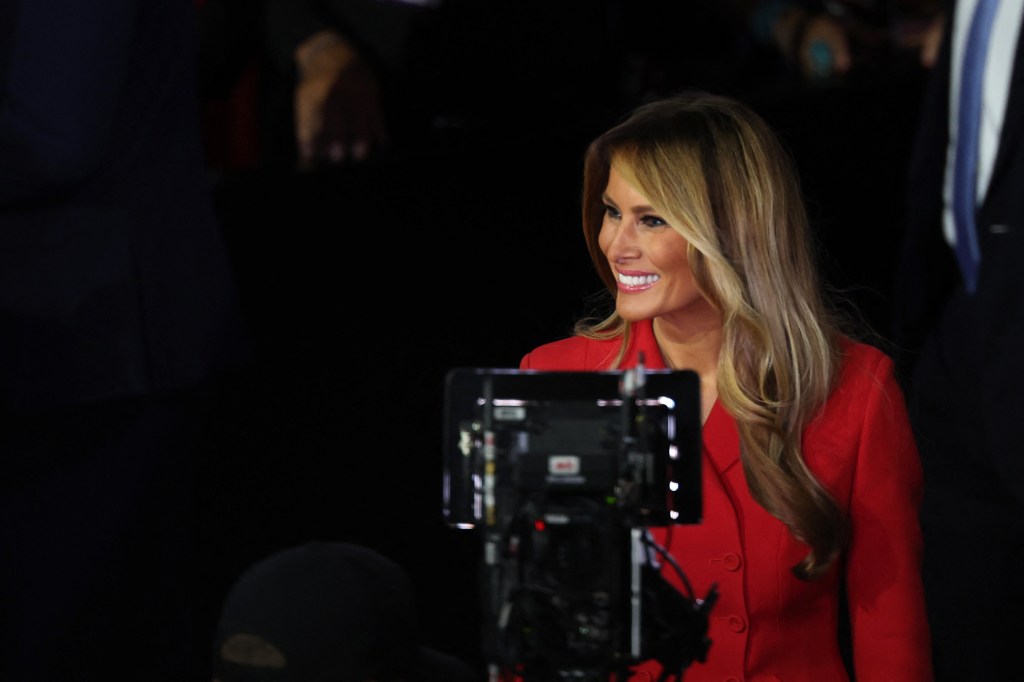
520, 91, 932, 681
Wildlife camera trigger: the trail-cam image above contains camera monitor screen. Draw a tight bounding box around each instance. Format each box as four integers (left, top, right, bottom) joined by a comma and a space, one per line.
442, 367, 702, 530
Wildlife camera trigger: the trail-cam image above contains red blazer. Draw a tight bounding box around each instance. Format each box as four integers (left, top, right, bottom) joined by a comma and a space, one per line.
520, 319, 932, 682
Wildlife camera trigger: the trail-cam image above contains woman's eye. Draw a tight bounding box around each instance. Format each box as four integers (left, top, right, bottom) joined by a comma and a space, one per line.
640, 214, 666, 227
603, 204, 622, 220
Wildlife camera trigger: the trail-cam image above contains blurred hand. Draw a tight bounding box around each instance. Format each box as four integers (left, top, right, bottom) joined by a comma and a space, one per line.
917, 12, 945, 69
294, 30, 390, 169
770, 7, 852, 82
890, 9, 946, 69
796, 14, 852, 80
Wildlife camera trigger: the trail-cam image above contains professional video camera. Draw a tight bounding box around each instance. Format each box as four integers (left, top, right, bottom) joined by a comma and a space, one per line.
443, 356, 718, 682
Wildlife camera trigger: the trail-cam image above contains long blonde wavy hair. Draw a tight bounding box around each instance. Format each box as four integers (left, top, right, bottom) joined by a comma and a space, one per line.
576, 91, 847, 580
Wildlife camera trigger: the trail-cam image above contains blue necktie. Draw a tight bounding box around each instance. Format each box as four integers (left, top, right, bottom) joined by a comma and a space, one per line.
953, 0, 1000, 294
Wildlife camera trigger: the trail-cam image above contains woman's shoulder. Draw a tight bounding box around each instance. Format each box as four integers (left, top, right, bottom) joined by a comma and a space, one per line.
831, 336, 904, 406
837, 336, 897, 378
807, 336, 913, 461
519, 334, 619, 371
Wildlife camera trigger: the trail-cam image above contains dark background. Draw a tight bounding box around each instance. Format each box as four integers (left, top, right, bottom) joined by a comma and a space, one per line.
193, 0, 932, 670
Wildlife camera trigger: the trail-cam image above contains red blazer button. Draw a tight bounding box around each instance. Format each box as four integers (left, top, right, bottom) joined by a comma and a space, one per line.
722, 553, 742, 571
727, 615, 747, 633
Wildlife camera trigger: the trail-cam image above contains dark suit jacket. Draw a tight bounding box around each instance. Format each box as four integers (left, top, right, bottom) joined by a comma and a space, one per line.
0, 0, 248, 413
893, 1, 1024, 503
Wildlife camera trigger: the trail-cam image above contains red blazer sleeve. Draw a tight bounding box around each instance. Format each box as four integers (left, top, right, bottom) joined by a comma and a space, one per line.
841, 350, 933, 680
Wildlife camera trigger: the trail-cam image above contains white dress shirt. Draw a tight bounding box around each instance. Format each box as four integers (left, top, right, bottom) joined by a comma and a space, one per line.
943, 0, 1024, 246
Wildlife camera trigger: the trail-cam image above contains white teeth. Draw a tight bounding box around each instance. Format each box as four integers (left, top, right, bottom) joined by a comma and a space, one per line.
618, 273, 659, 286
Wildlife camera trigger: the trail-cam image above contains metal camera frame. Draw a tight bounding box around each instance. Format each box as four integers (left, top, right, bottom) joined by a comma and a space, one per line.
443, 363, 715, 681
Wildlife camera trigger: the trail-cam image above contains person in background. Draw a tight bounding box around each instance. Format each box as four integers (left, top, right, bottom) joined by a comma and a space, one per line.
261, 0, 433, 169
891, 1, 1024, 679
743, 0, 946, 82
197, 0, 436, 175
518, 91, 932, 681
212, 541, 477, 682
0, 0, 250, 679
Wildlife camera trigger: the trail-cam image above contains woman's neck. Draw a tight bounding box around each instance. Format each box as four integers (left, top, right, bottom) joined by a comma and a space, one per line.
652, 314, 722, 423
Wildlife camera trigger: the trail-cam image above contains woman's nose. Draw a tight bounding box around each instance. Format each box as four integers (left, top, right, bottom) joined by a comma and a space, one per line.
602, 220, 639, 261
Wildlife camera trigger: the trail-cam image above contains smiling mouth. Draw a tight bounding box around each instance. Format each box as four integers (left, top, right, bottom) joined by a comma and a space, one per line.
618, 273, 660, 287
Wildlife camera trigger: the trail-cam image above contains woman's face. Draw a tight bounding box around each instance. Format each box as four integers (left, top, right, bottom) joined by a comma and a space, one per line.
598, 165, 712, 325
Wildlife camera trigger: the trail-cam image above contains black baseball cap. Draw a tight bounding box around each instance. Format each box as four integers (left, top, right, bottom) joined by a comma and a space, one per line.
212, 541, 476, 682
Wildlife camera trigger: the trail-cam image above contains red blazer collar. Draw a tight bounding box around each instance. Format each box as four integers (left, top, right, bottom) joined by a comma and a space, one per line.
626, 320, 740, 475
703, 401, 741, 475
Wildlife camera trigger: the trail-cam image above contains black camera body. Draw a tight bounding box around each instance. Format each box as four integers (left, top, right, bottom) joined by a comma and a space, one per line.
443, 366, 715, 681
